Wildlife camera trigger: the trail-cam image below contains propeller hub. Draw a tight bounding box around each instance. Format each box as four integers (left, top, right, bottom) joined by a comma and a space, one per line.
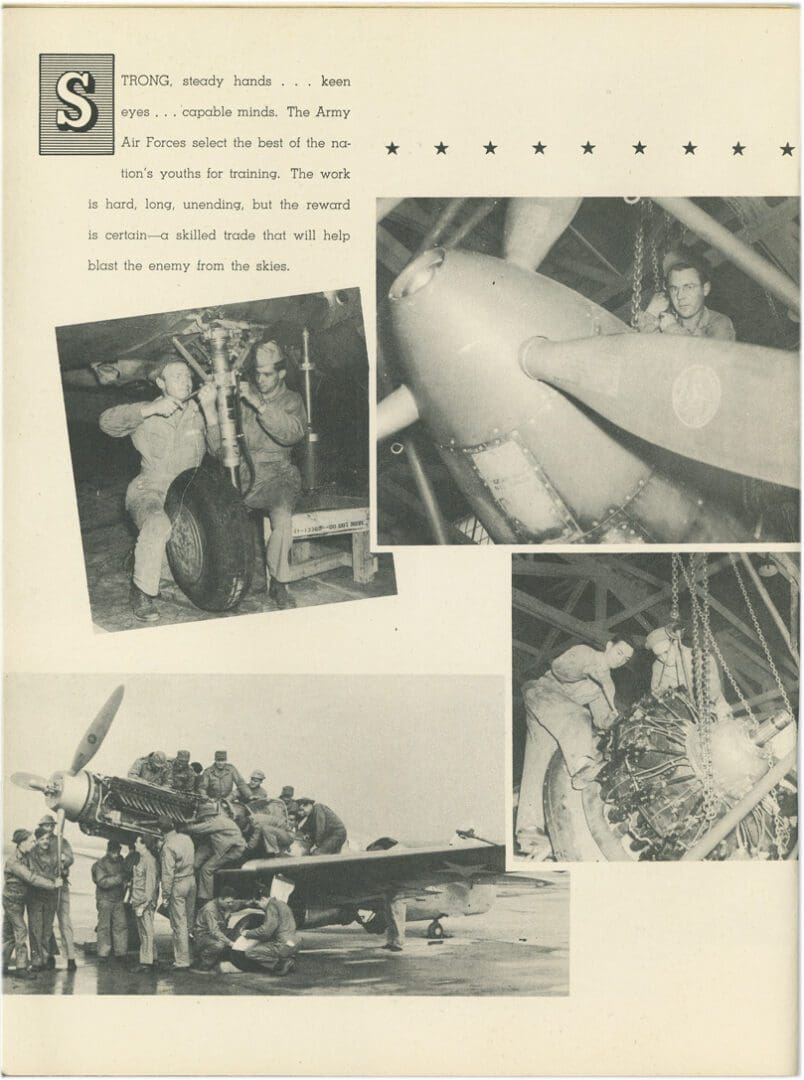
45, 770, 91, 821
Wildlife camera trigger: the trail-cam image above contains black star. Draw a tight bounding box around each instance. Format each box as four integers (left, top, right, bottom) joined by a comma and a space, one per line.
532, 142, 547, 154
483, 141, 497, 154
683, 141, 697, 155
385, 142, 398, 155
633, 141, 647, 154
781, 142, 795, 156
581, 141, 595, 155
434, 142, 448, 155
732, 142, 745, 155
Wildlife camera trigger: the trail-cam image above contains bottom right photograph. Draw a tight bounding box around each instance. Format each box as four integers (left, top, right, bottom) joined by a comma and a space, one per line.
511, 551, 799, 863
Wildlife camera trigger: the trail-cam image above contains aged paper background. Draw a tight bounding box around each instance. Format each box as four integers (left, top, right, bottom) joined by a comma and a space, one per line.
3, 5, 799, 1075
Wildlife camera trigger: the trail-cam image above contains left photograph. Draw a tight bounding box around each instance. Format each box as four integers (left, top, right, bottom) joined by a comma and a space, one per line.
56, 290, 395, 632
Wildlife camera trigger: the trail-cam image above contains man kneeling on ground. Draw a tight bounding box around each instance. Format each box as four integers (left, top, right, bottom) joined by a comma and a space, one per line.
230, 880, 300, 976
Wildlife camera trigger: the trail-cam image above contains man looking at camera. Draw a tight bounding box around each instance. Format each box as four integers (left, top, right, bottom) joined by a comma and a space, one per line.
99, 359, 218, 623
636, 257, 736, 341
235, 340, 306, 610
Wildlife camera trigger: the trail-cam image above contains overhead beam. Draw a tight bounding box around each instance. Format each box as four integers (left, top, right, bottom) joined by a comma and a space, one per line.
513, 588, 607, 646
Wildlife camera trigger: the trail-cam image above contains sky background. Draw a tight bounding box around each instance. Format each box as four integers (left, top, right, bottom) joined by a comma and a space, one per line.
5, 674, 505, 852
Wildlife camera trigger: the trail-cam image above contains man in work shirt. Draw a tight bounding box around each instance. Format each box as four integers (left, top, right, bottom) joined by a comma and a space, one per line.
128, 751, 171, 787
157, 817, 196, 969
636, 257, 737, 341
232, 881, 300, 975
99, 359, 219, 622
295, 798, 347, 855
130, 835, 159, 972
3, 828, 61, 977
91, 840, 128, 961
37, 814, 77, 972
198, 751, 251, 804
185, 803, 247, 903
234, 341, 306, 610
244, 769, 268, 802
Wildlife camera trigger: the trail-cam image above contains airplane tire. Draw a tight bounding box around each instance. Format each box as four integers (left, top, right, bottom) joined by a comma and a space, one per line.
226, 912, 263, 972
165, 458, 253, 612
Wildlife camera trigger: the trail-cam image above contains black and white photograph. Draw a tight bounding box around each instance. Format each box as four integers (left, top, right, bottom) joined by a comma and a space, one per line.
512, 552, 799, 862
57, 290, 395, 631
4, 674, 568, 997
376, 197, 799, 545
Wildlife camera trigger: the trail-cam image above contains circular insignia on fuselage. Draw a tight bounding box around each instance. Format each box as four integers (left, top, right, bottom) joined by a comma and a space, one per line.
671, 365, 721, 429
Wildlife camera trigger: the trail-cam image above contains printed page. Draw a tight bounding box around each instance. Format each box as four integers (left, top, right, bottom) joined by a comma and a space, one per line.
3, 6, 799, 1076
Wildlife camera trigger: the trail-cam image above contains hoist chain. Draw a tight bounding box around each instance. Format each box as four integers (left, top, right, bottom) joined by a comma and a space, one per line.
728, 555, 793, 717
630, 206, 645, 328
646, 201, 662, 293
670, 554, 681, 621
730, 198, 784, 322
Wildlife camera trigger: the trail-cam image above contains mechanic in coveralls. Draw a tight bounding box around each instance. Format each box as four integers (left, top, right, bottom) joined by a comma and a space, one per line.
515, 639, 634, 858
99, 359, 219, 623
295, 798, 347, 854
646, 624, 731, 721
231, 340, 307, 610
91, 840, 128, 962
3, 829, 61, 977
197, 751, 252, 804
184, 802, 247, 904
190, 887, 245, 973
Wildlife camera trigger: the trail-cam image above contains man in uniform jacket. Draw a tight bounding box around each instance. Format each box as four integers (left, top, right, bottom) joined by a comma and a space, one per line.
168, 750, 199, 794
190, 888, 245, 973
128, 751, 171, 787
197, 751, 251, 803
246, 798, 294, 856
38, 813, 77, 971
91, 840, 128, 960
25, 827, 63, 971
3, 828, 61, 976
295, 798, 347, 855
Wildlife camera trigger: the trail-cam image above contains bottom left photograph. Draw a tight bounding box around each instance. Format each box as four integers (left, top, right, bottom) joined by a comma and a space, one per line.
3, 673, 568, 997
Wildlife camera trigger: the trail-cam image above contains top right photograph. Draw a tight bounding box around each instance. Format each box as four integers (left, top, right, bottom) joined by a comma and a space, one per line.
376, 197, 799, 546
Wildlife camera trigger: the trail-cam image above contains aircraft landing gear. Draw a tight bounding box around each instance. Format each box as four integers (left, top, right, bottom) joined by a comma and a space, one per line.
426, 919, 451, 940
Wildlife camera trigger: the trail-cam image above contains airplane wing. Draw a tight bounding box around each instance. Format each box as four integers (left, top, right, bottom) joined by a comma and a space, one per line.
217, 841, 506, 906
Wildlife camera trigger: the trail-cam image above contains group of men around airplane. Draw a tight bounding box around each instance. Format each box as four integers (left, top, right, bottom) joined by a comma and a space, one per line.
3, 750, 346, 978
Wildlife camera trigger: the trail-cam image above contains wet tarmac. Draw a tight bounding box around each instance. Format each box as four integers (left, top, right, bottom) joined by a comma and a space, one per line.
3, 879, 568, 996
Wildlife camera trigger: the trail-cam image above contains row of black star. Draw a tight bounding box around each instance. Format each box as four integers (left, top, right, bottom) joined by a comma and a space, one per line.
385, 140, 796, 156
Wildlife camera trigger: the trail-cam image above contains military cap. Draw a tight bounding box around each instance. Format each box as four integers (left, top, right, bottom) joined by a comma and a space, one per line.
175, 750, 191, 763
150, 751, 168, 766
156, 815, 174, 832
38, 814, 56, 826
250, 770, 266, 781
214, 751, 227, 762
280, 786, 294, 799
12, 828, 31, 845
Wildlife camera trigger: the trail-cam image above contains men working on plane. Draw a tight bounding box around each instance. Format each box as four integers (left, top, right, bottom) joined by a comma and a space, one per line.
232, 881, 300, 976
189, 887, 244, 974
198, 751, 252, 804
25, 827, 62, 971
279, 785, 298, 819
245, 770, 269, 802
521, 639, 634, 794
295, 798, 347, 855
157, 817, 196, 970
3, 829, 61, 977
38, 814, 77, 972
130, 835, 159, 973
246, 798, 294, 857
636, 256, 736, 341
184, 802, 247, 904
91, 840, 128, 962
168, 750, 199, 794
232, 340, 306, 610
128, 751, 171, 787
99, 358, 219, 622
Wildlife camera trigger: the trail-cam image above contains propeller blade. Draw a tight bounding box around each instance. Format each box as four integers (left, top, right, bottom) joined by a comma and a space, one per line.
69, 684, 125, 775
10, 771, 49, 792
520, 333, 799, 489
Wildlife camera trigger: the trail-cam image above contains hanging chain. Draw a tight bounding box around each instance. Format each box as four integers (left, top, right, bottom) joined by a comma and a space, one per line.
646, 201, 662, 293
728, 555, 793, 717
670, 554, 681, 622
730, 198, 784, 322
630, 205, 645, 328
